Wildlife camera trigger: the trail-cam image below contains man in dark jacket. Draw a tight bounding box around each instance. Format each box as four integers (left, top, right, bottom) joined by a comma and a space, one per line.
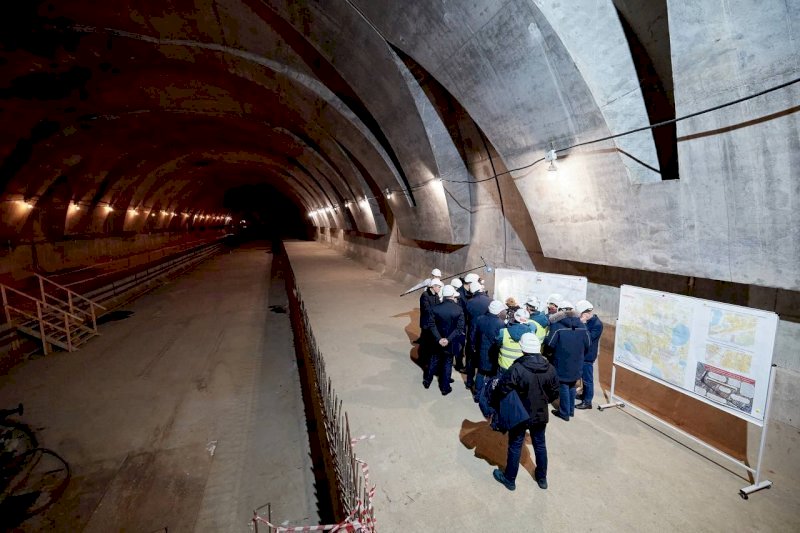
544, 301, 590, 421
418, 278, 443, 371
464, 281, 491, 391
491, 333, 559, 491
575, 299, 603, 409
424, 285, 465, 395
473, 300, 507, 400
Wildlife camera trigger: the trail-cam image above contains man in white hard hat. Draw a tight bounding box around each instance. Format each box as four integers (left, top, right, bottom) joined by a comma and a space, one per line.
464, 281, 491, 391
431, 268, 442, 278
543, 300, 590, 421
424, 284, 465, 395
417, 278, 444, 366
546, 293, 563, 317
575, 300, 603, 409
525, 295, 549, 330
473, 299, 507, 399
491, 332, 559, 491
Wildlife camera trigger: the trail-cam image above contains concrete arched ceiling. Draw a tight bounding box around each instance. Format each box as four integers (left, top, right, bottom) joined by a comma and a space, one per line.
1, 0, 798, 289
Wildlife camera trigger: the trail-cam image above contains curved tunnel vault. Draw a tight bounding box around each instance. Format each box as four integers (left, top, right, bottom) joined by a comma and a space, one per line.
1, 0, 799, 293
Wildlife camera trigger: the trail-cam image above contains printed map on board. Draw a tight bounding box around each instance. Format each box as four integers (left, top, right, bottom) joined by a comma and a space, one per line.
707, 308, 758, 349
616, 291, 690, 387
703, 343, 753, 374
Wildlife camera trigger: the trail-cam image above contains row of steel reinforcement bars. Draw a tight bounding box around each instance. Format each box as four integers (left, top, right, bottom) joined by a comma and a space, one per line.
253, 244, 375, 532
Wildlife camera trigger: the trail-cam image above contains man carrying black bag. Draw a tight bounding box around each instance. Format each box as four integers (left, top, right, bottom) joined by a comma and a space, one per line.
491, 333, 560, 491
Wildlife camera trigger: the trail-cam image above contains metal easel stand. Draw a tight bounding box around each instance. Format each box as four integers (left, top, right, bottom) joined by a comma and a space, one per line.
598, 364, 778, 499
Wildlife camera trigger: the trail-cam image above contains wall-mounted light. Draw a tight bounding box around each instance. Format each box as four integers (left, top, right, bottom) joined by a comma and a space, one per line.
129, 208, 139, 216
545, 149, 558, 172
70, 202, 81, 211
104, 205, 114, 213
385, 188, 392, 199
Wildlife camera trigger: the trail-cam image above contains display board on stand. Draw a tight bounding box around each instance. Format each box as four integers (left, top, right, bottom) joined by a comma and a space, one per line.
614, 285, 778, 425
601, 284, 780, 499
493, 269, 587, 307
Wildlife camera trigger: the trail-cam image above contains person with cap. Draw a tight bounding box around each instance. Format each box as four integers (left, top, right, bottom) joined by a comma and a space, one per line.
418, 278, 444, 369
473, 299, 507, 399
575, 299, 603, 409
525, 295, 550, 330
495, 308, 538, 373
424, 284, 465, 395
545, 293, 563, 318
464, 281, 492, 391
491, 332, 560, 491
543, 301, 590, 421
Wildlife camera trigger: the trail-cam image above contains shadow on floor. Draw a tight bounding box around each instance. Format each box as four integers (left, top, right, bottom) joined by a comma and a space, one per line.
459, 419, 535, 480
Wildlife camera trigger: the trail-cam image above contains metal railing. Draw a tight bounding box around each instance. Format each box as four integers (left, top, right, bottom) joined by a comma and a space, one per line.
0, 284, 90, 354
36, 274, 105, 334
253, 248, 375, 532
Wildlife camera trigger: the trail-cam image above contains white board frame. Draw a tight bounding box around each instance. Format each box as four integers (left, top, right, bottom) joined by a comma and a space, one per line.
492, 268, 587, 308
613, 285, 778, 426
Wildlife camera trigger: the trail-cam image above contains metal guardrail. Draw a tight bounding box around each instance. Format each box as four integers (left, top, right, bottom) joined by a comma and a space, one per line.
1, 239, 225, 356
254, 247, 375, 532
84, 241, 225, 308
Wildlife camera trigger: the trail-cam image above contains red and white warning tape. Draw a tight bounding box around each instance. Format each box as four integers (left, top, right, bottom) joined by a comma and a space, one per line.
254, 435, 377, 532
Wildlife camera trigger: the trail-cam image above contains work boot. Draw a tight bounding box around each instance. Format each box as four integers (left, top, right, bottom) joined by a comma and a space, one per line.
536, 478, 548, 490
576, 403, 592, 410
493, 469, 515, 491
551, 409, 569, 422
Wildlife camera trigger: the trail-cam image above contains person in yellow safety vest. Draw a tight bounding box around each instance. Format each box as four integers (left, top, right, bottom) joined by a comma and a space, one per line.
496, 308, 537, 372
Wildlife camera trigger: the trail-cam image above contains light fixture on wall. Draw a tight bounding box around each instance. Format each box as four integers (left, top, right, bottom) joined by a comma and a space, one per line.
71, 202, 81, 211
104, 205, 114, 213
545, 149, 558, 172
385, 188, 392, 199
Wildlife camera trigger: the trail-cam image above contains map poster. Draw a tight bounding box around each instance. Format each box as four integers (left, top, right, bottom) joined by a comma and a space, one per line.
493, 269, 587, 310
614, 285, 778, 426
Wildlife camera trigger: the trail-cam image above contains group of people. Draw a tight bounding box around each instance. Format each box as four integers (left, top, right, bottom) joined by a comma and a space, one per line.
416, 267, 603, 491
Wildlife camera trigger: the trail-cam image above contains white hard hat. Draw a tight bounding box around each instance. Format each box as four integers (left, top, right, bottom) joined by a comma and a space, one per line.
559, 300, 574, 310
547, 293, 563, 306
469, 281, 483, 293
519, 333, 541, 354
450, 278, 463, 289
431, 268, 442, 277
525, 295, 540, 309
430, 278, 444, 287
464, 273, 479, 284
488, 300, 507, 315
442, 285, 457, 298
514, 308, 530, 322
576, 299, 594, 313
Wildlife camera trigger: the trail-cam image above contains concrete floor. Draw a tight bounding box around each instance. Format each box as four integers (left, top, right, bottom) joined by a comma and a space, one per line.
3, 240, 798, 531
284, 241, 800, 532
0, 243, 318, 531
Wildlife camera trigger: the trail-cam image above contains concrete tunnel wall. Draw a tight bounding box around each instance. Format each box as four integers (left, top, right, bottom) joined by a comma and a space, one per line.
1, 0, 798, 493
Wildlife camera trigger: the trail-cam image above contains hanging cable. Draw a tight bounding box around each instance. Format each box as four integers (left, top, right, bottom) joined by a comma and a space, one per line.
308, 75, 800, 213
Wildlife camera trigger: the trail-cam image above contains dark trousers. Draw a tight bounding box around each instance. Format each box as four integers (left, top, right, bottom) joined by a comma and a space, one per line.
504, 421, 548, 483
581, 361, 594, 404
559, 381, 577, 419
424, 346, 453, 393
464, 345, 477, 389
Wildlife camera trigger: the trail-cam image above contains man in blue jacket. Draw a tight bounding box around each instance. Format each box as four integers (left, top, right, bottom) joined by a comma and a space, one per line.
450, 278, 468, 371
575, 300, 603, 409
544, 301, 590, 421
424, 285, 465, 395
418, 278, 443, 376
473, 299, 507, 399
491, 333, 560, 491
464, 281, 491, 392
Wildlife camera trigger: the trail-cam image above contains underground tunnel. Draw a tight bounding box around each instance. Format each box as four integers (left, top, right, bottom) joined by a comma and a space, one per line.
0, 0, 798, 531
